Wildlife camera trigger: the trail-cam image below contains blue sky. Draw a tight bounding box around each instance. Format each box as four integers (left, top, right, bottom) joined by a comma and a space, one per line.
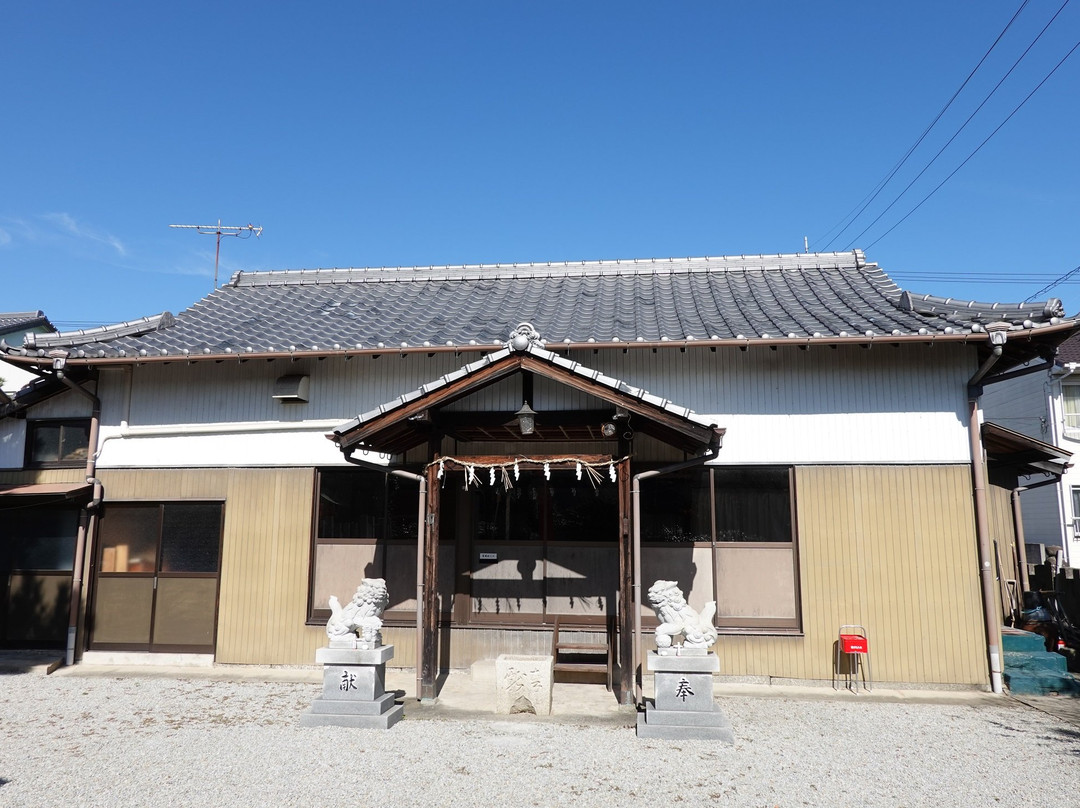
2, 2, 1078, 329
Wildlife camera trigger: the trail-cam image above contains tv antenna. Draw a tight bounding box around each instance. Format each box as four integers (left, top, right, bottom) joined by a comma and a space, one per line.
169, 220, 263, 289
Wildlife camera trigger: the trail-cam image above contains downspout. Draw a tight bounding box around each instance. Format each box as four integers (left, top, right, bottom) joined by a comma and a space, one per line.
344, 451, 427, 701
53, 357, 102, 667
968, 333, 1007, 694
632, 451, 717, 706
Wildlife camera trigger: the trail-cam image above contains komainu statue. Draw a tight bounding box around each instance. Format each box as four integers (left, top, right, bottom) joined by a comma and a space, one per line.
326, 578, 389, 649
647, 580, 717, 653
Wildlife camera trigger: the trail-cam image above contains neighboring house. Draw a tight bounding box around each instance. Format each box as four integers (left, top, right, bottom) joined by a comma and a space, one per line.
0, 311, 55, 401
983, 333, 1080, 569
1, 250, 1076, 701
0, 310, 87, 651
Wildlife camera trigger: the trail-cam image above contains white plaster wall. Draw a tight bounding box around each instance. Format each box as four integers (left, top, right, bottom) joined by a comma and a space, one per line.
87, 342, 976, 469
95, 425, 390, 469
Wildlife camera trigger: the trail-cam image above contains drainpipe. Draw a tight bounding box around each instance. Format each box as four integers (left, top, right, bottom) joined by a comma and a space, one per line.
344, 451, 427, 701
967, 331, 1007, 694
631, 452, 716, 706
53, 357, 102, 667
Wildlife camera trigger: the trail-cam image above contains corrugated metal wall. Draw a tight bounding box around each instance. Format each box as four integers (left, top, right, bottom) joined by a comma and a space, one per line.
986, 482, 1019, 620
770, 464, 988, 685
88, 463, 991, 684
95, 467, 324, 664
0, 469, 89, 485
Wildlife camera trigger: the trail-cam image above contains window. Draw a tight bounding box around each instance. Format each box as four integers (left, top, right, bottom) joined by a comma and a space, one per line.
1064, 385, 1080, 440
26, 420, 91, 467
640, 465, 800, 632
308, 469, 421, 624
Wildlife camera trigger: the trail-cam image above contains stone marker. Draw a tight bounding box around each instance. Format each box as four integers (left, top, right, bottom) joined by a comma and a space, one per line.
495, 654, 553, 715
300, 578, 404, 729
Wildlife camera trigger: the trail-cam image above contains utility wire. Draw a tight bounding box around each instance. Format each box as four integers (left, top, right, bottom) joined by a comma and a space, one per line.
865, 37, 1080, 250
846, 0, 1073, 251
815, 0, 1032, 251
1023, 264, 1080, 302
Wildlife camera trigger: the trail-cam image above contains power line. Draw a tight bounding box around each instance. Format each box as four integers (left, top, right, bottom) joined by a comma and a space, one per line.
815, 0, 1033, 251
865, 36, 1080, 250
1023, 264, 1080, 302
846, 0, 1074, 250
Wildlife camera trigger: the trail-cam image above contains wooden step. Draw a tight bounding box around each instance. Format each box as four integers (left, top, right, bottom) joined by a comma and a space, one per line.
555, 642, 608, 652
551, 615, 614, 691
554, 662, 609, 674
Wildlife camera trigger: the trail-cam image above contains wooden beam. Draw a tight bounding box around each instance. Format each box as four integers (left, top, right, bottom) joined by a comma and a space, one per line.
617, 456, 634, 703
339, 356, 525, 449
420, 462, 441, 700
518, 355, 719, 449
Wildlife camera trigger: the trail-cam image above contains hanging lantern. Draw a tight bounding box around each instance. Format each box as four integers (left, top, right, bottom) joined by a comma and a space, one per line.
514, 401, 537, 436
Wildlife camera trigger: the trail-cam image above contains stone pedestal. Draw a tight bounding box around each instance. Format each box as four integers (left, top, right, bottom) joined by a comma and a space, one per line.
495, 654, 553, 715
300, 644, 404, 729
636, 651, 733, 742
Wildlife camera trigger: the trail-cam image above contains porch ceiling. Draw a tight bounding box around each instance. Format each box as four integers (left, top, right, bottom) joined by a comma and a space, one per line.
982, 421, 1072, 477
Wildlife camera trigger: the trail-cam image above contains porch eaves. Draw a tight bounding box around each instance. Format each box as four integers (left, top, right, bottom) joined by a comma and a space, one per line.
331, 336, 723, 455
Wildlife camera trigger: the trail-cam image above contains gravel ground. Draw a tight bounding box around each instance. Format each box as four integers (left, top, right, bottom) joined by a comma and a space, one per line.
1, 672, 1077, 808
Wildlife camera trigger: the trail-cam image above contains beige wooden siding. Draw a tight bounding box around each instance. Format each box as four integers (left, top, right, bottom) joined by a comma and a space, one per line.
730, 464, 987, 685
0, 469, 89, 485
96, 468, 324, 664
986, 483, 1019, 620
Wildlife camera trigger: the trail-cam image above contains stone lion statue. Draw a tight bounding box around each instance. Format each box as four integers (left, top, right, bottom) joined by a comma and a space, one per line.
647, 580, 717, 652
326, 578, 389, 649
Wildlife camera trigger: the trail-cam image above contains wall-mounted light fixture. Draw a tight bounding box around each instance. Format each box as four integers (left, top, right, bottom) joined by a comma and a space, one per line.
600, 422, 617, 438
515, 401, 537, 436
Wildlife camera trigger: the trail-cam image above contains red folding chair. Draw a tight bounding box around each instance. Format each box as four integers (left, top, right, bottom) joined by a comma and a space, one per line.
834, 625, 872, 692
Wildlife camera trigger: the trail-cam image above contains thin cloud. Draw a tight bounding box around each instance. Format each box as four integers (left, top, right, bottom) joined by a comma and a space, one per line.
0, 216, 38, 245
42, 212, 127, 256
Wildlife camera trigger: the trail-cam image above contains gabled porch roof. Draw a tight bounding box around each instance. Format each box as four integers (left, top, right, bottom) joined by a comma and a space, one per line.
330, 325, 724, 456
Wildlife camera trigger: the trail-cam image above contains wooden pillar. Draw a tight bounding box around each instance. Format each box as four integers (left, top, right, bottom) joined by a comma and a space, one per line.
421, 462, 441, 700
616, 456, 634, 703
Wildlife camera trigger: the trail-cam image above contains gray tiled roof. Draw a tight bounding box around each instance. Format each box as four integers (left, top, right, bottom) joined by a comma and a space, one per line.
2, 251, 1071, 360
1056, 333, 1080, 365
0, 310, 52, 337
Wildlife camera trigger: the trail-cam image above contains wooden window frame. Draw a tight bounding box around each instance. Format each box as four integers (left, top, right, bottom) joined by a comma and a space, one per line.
639, 464, 803, 634
24, 418, 92, 469
88, 499, 225, 653
306, 467, 425, 626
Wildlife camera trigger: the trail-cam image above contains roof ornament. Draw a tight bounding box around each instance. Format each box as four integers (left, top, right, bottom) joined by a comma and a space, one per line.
508, 322, 542, 352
